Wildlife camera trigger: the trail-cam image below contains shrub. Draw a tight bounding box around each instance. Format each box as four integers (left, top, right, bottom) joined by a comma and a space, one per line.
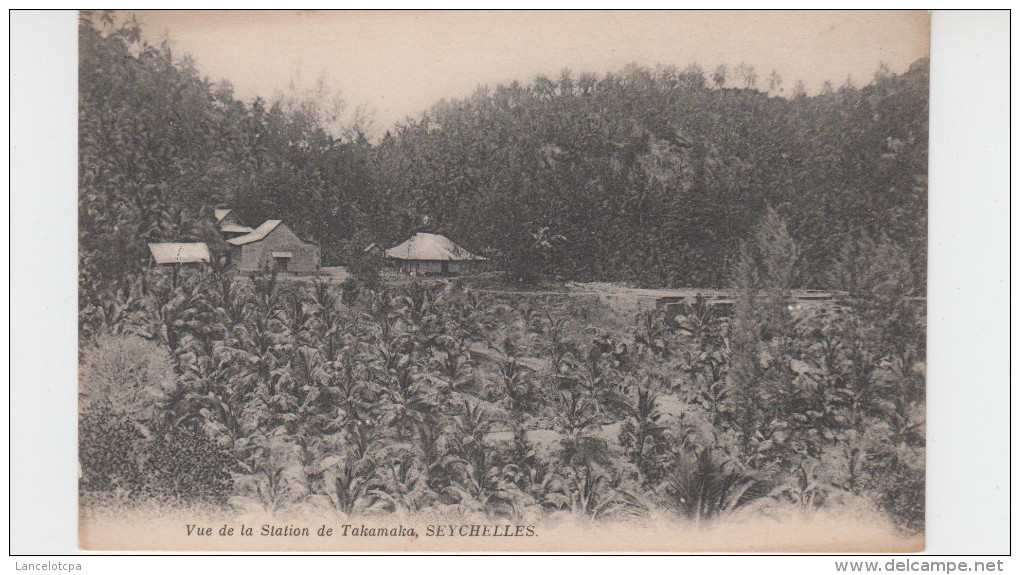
141, 425, 235, 507
79, 334, 175, 423
342, 237, 382, 289
78, 405, 146, 498
79, 335, 176, 503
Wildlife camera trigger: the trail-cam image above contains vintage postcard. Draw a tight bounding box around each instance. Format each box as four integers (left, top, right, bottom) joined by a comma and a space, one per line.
77, 9, 929, 552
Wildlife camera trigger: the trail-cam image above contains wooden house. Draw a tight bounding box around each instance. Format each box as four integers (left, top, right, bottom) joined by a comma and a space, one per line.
227, 220, 320, 275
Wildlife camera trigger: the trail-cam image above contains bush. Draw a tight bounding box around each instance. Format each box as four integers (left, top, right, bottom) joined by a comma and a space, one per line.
80, 413, 234, 507
79, 335, 175, 503
79, 334, 232, 507
79, 334, 175, 422
341, 237, 382, 289
78, 405, 146, 497
141, 425, 235, 507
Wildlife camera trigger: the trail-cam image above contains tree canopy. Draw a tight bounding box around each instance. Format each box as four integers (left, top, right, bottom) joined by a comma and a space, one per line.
79, 13, 927, 292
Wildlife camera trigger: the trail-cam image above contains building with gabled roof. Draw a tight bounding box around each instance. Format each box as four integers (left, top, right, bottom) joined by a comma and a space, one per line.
226, 220, 320, 275
214, 208, 254, 239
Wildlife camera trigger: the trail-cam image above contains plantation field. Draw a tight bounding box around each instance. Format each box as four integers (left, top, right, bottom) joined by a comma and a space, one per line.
79, 262, 925, 544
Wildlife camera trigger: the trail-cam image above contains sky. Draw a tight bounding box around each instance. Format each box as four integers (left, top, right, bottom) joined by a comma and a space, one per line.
125, 10, 930, 134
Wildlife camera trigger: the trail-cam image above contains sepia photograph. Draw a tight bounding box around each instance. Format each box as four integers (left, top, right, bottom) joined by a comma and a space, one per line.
72, 9, 933, 552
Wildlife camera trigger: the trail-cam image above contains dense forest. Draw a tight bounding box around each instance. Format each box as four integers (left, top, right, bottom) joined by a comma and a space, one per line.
78, 13, 926, 540
79, 13, 926, 296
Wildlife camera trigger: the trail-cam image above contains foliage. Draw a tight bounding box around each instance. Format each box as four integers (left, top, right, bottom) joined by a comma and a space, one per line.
79, 334, 176, 423
77, 15, 927, 535
141, 424, 236, 506
659, 446, 771, 523
77, 254, 926, 533
79, 406, 146, 497
373, 62, 927, 289
79, 14, 927, 294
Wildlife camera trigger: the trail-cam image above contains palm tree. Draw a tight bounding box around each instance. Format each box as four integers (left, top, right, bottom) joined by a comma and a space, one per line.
736, 61, 757, 89
660, 447, 770, 525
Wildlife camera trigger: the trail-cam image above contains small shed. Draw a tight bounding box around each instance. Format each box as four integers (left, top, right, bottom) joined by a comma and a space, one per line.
148, 243, 211, 266
214, 208, 254, 240
227, 220, 320, 275
385, 232, 486, 275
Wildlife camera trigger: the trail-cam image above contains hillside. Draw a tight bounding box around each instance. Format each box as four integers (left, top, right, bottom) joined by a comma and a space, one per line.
79, 13, 927, 297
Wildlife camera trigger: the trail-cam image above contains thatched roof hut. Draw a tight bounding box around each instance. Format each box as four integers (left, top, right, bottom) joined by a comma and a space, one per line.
385, 233, 486, 275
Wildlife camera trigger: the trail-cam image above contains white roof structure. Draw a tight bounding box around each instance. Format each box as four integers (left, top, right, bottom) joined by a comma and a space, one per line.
148, 243, 211, 265
227, 220, 283, 246
385, 233, 485, 261
220, 223, 254, 234
214, 208, 232, 223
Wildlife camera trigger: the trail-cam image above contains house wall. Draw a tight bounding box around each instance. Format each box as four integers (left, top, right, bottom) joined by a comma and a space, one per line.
237, 224, 320, 274
395, 260, 443, 275
393, 259, 488, 275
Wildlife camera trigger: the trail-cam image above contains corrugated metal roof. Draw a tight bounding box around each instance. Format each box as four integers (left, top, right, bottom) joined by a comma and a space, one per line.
385, 233, 485, 261
227, 220, 283, 246
220, 223, 254, 234
214, 208, 232, 223
148, 243, 211, 265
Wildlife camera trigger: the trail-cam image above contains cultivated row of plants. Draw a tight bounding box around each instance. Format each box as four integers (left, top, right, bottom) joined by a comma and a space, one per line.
80, 241, 924, 532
